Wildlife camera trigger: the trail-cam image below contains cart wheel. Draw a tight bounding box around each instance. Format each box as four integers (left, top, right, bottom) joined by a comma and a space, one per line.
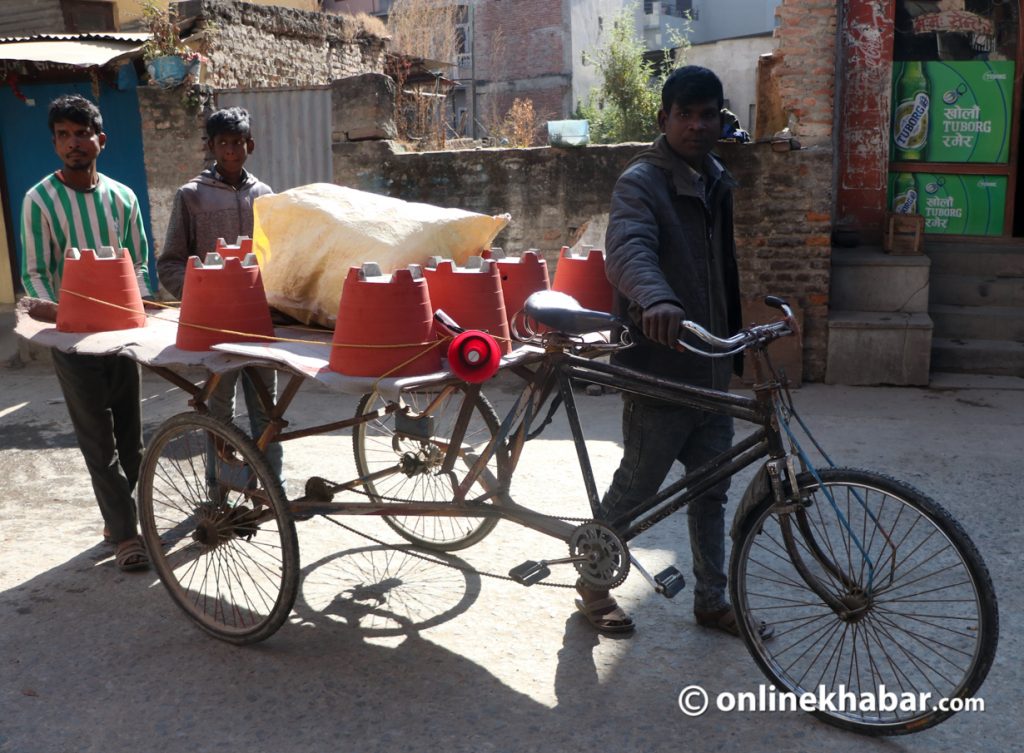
139, 412, 299, 644
353, 385, 508, 551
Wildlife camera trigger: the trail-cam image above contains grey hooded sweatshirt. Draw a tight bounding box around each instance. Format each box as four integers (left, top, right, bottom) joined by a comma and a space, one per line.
157, 166, 273, 298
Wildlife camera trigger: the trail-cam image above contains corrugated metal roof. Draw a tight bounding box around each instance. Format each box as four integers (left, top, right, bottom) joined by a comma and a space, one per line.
0, 33, 150, 44
0, 34, 149, 66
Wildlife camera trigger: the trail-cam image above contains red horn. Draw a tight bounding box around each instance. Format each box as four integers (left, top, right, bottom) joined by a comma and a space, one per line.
447, 330, 502, 383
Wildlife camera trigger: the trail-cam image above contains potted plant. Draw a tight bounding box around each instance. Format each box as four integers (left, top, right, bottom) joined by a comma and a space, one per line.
140, 0, 206, 88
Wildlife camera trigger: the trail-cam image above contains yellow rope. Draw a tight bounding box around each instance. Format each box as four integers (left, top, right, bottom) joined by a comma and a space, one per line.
59, 288, 448, 350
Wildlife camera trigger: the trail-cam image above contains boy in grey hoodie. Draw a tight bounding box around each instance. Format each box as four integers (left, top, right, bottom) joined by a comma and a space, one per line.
158, 107, 283, 487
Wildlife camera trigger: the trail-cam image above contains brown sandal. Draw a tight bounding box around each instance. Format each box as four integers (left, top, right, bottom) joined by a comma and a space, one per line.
695, 605, 774, 640
575, 596, 636, 634
114, 536, 150, 572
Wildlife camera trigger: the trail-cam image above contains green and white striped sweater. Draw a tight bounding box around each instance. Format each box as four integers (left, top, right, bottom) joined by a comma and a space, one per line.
20, 172, 153, 301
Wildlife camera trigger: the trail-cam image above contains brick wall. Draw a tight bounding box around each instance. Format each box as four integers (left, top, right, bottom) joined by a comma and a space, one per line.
471, 0, 573, 122
725, 143, 833, 380
333, 140, 833, 380
773, 0, 839, 147
197, 0, 387, 89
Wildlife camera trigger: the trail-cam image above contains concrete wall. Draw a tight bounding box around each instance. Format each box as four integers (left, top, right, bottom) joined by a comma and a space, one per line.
333, 138, 833, 380
689, 0, 780, 44
569, 0, 630, 114
686, 34, 775, 131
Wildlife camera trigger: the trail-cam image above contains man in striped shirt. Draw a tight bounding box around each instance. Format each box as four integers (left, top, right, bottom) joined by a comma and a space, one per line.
20, 94, 154, 571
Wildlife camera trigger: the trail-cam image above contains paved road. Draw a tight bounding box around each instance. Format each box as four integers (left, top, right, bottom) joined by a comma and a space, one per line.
0, 351, 1021, 753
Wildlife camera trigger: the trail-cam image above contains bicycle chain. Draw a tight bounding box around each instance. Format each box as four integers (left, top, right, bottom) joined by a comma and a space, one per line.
312, 477, 596, 589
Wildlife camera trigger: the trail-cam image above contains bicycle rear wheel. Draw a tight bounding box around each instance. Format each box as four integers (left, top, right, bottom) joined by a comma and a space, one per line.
730, 467, 997, 735
352, 385, 508, 551
139, 412, 299, 644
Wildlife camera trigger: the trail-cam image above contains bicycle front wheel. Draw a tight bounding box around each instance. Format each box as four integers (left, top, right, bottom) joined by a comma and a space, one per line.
730, 468, 997, 735
353, 385, 508, 551
139, 412, 299, 644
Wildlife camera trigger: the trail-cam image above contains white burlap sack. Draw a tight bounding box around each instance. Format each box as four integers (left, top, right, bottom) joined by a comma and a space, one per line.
253, 184, 510, 327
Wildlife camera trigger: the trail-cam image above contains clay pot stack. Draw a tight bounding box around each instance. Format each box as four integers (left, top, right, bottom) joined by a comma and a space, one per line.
330, 263, 440, 377
176, 252, 275, 351
423, 256, 511, 354
56, 246, 147, 333
214, 236, 254, 260
550, 246, 614, 313
483, 247, 551, 332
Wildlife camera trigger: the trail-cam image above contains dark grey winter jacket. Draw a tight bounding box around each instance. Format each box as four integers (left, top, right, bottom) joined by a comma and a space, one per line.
157, 167, 273, 298
604, 135, 742, 389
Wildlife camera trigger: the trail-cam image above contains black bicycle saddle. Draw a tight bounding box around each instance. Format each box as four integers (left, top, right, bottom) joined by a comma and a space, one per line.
522, 290, 621, 335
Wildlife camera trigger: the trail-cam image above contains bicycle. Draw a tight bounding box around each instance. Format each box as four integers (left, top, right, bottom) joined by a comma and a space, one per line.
137, 291, 998, 736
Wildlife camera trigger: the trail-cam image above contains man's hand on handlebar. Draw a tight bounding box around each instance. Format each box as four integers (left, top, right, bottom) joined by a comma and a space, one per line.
642, 301, 686, 347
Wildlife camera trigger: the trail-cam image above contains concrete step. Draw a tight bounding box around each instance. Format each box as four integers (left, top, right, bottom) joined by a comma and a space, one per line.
830, 247, 930, 313
931, 337, 1024, 376
930, 273, 1024, 307
930, 304, 1024, 340
926, 243, 1024, 277
826, 311, 932, 386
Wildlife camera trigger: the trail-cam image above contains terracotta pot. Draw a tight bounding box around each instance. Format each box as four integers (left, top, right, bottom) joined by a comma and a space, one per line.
215, 236, 254, 260
447, 330, 502, 383
483, 248, 550, 332
423, 256, 511, 354
550, 246, 614, 313
330, 263, 440, 377
56, 246, 147, 333
176, 252, 275, 351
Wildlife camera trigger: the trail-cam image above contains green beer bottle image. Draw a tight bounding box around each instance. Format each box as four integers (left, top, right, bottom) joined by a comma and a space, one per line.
893, 172, 919, 214
893, 61, 930, 160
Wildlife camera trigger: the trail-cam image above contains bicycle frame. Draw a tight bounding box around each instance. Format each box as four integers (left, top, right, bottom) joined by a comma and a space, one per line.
265, 340, 795, 556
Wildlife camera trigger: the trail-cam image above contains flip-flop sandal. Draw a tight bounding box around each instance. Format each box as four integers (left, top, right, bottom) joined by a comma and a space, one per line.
114, 536, 150, 572
575, 596, 636, 635
695, 606, 774, 640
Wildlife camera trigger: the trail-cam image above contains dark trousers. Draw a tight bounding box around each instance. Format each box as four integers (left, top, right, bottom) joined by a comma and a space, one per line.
51, 349, 142, 544
599, 395, 735, 611
205, 367, 284, 489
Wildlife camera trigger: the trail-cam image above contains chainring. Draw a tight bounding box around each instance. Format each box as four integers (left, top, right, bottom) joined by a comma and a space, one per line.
569, 521, 630, 590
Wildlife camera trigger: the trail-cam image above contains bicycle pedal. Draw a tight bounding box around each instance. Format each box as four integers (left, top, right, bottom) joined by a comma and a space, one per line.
654, 566, 686, 598
509, 560, 551, 586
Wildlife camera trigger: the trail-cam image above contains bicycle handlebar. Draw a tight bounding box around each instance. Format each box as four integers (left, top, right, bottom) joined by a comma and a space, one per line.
676, 298, 798, 358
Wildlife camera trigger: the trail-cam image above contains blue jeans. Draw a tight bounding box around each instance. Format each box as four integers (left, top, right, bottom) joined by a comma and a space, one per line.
205, 367, 284, 493
599, 395, 734, 612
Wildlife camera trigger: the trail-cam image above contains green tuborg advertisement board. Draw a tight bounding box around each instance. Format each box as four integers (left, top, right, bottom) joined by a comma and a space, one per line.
891, 60, 1014, 164
888, 171, 1007, 236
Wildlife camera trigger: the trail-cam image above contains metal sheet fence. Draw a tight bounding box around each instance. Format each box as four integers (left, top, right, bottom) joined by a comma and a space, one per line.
216, 86, 333, 192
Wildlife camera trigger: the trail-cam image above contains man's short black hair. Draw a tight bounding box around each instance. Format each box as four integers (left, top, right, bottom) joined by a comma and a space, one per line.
661, 66, 725, 112
48, 95, 103, 134
205, 107, 252, 140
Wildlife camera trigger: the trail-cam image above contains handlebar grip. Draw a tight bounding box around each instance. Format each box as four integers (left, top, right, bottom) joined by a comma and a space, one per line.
433, 309, 463, 335
764, 295, 788, 310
